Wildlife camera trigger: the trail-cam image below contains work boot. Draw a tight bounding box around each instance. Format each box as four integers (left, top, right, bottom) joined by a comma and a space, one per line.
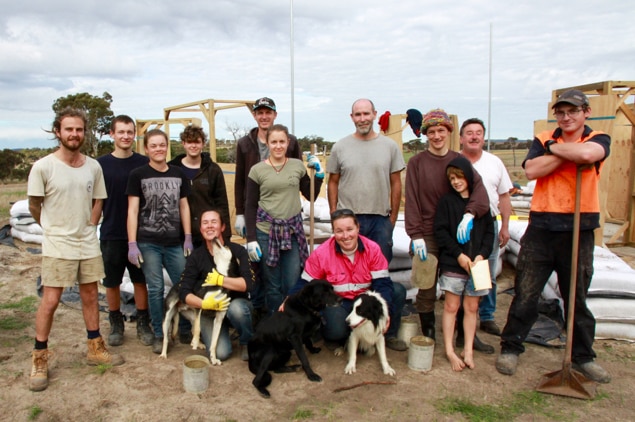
136, 311, 154, 346
29, 349, 51, 392
108, 311, 125, 347
152, 337, 164, 355
86, 337, 124, 366
386, 337, 408, 351
418, 312, 436, 340
480, 320, 501, 336
495, 353, 518, 375
456, 327, 495, 354
573, 361, 611, 384
241, 345, 249, 361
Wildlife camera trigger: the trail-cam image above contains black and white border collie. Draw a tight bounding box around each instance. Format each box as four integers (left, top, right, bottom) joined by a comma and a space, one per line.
344, 291, 395, 376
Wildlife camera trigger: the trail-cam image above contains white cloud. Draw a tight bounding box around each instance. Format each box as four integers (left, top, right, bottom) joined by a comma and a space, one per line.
0, 0, 633, 149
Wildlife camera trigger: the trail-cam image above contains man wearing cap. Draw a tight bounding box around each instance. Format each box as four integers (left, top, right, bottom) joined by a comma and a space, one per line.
404, 109, 490, 348
327, 98, 405, 264
234, 97, 302, 320
496, 90, 611, 383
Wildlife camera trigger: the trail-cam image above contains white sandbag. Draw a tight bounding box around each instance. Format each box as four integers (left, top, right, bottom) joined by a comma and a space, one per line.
10, 227, 43, 244
508, 220, 529, 243
587, 298, 635, 323
10, 218, 43, 235
389, 255, 412, 271
594, 322, 635, 342
505, 252, 518, 267
511, 200, 531, 209
392, 225, 410, 259
390, 269, 412, 290
9, 199, 31, 217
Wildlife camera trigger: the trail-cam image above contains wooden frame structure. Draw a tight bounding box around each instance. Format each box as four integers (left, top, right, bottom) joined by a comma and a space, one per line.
163, 99, 255, 160
534, 80, 635, 246
135, 117, 202, 156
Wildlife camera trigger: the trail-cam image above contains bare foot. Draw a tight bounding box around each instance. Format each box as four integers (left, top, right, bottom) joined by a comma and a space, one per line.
446, 351, 466, 372
461, 350, 475, 369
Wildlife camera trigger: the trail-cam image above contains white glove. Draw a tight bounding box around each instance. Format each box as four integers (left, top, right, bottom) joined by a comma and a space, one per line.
411, 238, 427, 261
457, 213, 475, 245
247, 241, 262, 262
235, 214, 246, 238
307, 154, 324, 179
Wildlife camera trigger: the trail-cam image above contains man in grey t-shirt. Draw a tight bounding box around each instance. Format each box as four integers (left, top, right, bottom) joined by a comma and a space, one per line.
326, 98, 405, 263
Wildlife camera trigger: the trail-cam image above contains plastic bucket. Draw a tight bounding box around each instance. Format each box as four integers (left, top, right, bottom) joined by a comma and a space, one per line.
397, 316, 419, 347
408, 335, 434, 372
183, 355, 210, 393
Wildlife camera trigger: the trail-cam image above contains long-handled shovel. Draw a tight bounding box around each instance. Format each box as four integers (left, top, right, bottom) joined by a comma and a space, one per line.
535, 165, 597, 399
309, 144, 317, 253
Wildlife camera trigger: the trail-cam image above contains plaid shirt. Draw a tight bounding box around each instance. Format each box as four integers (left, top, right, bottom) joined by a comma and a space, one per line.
256, 207, 309, 267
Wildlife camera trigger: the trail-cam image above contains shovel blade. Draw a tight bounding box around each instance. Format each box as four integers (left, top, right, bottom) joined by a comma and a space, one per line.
536, 367, 597, 400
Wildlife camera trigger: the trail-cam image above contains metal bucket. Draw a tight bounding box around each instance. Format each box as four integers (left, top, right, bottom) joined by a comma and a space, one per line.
183, 355, 210, 393
408, 335, 434, 372
397, 316, 419, 347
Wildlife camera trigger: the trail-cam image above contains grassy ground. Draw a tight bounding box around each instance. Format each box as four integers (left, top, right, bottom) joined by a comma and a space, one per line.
0, 182, 27, 225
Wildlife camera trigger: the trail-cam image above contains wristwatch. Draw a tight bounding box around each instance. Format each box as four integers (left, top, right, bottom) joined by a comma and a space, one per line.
545, 140, 557, 154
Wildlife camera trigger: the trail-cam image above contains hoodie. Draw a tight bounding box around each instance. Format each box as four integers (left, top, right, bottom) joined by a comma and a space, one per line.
434, 156, 494, 276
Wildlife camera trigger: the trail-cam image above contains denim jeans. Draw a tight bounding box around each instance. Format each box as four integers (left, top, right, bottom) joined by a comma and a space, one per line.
500, 226, 597, 363
199, 298, 253, 361
256, 229, 303, 314
138, 242, 188, 337
479, 219, 499, 321
356, 214, 394, 263
322, 282, 406, 343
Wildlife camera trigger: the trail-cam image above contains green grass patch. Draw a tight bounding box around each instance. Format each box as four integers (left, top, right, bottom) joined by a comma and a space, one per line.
436, 391, 570, 422
0, 296, 38, 312
27, 405, 43, 420
0, 316, 30, 330
291, 408, 314, 420
94, 363, 113, 375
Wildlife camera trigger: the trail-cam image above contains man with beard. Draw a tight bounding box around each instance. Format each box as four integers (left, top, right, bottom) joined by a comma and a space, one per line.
27, 107, 124, 391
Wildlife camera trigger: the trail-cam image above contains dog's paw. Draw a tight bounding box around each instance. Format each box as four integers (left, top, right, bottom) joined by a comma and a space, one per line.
257, 387, 271, 399
383, 365, 396, 376
333, 347, 345, 357
307, 372, 322, 382
210, 358, 222, 366
159, 353, 168, 359
344, 363, 356, 374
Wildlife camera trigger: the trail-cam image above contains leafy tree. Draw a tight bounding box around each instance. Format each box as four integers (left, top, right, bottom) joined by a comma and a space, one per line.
0, 149, 25, 181
52, 92, 114, 157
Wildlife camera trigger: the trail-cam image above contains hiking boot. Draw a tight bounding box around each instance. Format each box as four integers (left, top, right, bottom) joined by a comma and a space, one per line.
152, 337, 164, 355
136, 312, 154, 346
456, 332, 495, 354
386, 337, 408, 351
86, 337, 124, 366
29, 349, 51, 392
108, 311, 125, 347
241, 345, 249, 361
480, 320, 501, 336
573, 361, 611, 384
495, 353, 518, 375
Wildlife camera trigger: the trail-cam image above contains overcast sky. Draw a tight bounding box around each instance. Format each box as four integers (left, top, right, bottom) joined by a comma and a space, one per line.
1, 0, 633, 150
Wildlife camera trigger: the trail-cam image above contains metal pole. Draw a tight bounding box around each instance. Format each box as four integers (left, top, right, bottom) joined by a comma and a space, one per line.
487, 22, 492, 151
290, 0, 295, 133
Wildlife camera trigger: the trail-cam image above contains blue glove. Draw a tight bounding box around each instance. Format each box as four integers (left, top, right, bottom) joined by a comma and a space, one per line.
127, 241, 144, 268
307, 154, 324, 179
247, 241, 262, 262
234, 214, 246, 238
183, 234, 194, 257
457, 213, 474, 244
411, 238, 427, 261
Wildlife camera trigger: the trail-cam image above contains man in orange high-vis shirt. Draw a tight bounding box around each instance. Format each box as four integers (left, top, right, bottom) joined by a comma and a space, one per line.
496, 90, 611, 384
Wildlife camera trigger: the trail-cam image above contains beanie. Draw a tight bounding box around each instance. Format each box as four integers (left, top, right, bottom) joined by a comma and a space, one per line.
406, 108, 422, 137
421, 108, 453, 134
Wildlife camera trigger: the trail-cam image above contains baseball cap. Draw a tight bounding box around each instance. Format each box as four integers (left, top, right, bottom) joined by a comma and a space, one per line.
253, 97, 276, 111
552, 89, 589, 108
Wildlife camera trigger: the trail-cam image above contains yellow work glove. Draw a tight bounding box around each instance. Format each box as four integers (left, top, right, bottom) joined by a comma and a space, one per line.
201, 291, 230, 311
203, 269, 225, 287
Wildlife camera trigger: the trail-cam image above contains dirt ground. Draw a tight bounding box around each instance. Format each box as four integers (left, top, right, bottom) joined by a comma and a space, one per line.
1, 239, 635, 422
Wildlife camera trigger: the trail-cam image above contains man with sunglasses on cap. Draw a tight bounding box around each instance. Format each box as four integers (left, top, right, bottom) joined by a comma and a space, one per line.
234, 97, 302, 321
496, 89, 611, 383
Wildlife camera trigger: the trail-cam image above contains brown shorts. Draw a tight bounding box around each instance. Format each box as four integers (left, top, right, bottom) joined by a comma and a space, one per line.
41, 256, 105, 288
